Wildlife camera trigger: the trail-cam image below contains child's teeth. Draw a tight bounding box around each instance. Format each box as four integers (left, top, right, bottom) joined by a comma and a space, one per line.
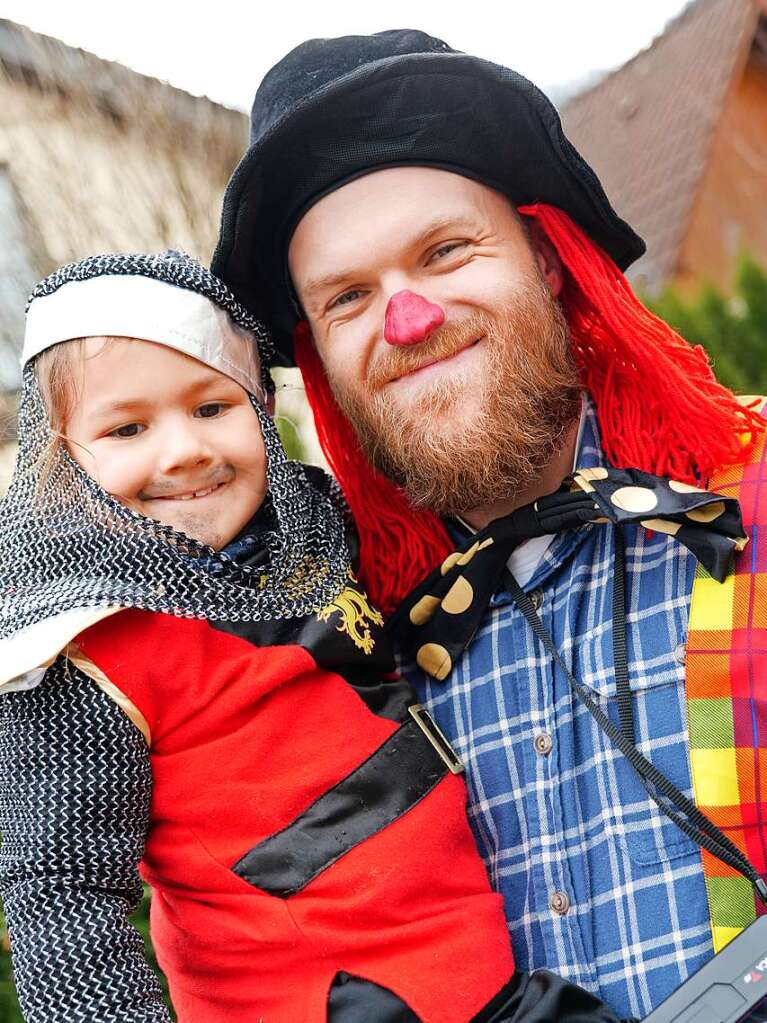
163, 483, 221, 500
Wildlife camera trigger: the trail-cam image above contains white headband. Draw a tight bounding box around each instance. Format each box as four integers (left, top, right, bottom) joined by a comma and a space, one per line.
23, 274, 265, 402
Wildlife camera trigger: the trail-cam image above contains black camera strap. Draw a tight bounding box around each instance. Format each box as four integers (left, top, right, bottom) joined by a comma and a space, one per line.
506, 528, 767, 904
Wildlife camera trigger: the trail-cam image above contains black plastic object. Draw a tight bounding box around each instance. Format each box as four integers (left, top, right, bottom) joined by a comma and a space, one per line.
643, 915, 767, 1022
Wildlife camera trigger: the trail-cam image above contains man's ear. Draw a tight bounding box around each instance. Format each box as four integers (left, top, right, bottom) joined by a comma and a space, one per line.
529, 222, 564, 297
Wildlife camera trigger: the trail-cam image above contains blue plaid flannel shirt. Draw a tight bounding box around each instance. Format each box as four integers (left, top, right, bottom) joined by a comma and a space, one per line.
401, 398, 713, 1021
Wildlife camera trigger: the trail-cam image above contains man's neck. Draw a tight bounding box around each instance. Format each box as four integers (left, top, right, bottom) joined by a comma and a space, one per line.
460, 416, 581, 531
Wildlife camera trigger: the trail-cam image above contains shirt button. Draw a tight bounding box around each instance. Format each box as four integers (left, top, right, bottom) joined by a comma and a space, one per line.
549, 890, 570, 915
675, 641, 686, 665
534, 732, 553, 756
529, 588, 543, 610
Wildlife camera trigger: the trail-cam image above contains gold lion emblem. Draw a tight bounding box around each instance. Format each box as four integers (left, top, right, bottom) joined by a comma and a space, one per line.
317, 575, 384, 655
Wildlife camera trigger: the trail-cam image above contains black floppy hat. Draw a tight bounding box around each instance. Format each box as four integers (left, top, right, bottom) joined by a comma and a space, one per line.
211, 29, 645, 365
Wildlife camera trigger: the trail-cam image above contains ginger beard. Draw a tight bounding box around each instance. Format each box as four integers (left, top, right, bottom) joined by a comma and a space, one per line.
328, 272, 582, 517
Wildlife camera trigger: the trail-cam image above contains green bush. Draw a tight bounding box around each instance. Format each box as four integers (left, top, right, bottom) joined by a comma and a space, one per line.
646, 254, 767, 395
275, 412, 305, 461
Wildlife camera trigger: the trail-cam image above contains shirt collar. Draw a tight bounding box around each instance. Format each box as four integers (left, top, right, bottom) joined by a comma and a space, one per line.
576, 392, 606, 472
514, 396, 606, 595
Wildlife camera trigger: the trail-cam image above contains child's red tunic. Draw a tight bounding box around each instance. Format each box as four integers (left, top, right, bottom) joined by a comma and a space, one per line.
76, 578, 514, 1023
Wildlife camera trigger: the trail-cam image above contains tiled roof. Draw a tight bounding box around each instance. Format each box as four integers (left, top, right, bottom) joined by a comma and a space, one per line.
560, 0, 760, 290
0, 19, 245, 128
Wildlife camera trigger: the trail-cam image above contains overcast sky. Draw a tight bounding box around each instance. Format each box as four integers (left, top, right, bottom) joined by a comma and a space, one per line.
1, 0, 692, 109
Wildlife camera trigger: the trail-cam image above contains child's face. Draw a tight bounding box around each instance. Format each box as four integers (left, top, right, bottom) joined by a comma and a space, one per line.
65, 337, 269, 550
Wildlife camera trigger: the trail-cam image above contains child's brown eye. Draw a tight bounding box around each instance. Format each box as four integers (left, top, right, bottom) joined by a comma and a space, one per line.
196, 402, 227, 418
110, 423, 144, 438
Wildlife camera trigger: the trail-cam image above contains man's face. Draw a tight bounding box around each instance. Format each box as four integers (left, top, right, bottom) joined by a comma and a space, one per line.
289, 167, 580, 515
65, 337, 268, 549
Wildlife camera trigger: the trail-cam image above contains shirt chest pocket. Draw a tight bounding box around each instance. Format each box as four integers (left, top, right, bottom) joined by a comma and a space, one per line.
580, 654, 703, 868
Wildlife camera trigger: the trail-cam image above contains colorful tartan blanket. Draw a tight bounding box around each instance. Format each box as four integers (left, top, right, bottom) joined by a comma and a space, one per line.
687, 396, 767, 951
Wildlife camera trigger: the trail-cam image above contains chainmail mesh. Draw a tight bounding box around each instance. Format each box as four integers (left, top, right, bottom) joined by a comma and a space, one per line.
0, 251, 352, 638
0, 660, 171, 1021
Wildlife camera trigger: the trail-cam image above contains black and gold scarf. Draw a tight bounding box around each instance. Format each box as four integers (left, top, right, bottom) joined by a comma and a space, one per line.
390, 467, 746, 681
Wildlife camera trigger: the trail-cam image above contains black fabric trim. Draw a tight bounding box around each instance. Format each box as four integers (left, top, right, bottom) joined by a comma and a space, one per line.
232, 717, 446, 896
469, 970, 628, 1023
211, 614, 408, 719
327, 972, 421, 1022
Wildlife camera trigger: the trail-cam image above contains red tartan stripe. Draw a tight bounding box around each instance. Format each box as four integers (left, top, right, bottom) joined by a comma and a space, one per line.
687, 628, 767, 651
733, 699, 767, 748
698, 818, 767, 878
701, 843, 747, 877
698, 804, 767, 831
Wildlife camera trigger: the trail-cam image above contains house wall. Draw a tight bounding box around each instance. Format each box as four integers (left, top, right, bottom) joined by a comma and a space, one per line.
0, 67, 248, 273
674, 55, 767, 291
0, 164, 39, 390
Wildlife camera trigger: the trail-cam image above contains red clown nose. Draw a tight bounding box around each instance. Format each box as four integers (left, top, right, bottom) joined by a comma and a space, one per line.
384, 290, 445, 346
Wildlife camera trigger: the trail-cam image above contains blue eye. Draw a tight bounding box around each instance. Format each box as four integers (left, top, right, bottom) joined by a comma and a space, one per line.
331, 289, 363, 309
429, 241, 467, 263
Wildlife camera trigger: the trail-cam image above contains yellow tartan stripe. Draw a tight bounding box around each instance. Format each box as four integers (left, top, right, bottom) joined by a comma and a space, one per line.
689, 748, 740, 806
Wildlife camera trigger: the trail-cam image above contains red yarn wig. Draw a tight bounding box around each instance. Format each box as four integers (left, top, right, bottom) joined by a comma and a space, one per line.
294, 203, 764, 614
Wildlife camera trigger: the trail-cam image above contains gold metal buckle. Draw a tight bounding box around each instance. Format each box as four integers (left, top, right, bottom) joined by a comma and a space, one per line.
408, 703, 464, 774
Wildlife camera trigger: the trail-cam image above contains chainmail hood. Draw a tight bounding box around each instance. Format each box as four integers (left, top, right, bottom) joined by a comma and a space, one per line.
0, 251, 351, 665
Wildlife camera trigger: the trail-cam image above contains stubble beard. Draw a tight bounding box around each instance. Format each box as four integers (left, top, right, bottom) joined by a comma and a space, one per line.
329, 274, 582, 518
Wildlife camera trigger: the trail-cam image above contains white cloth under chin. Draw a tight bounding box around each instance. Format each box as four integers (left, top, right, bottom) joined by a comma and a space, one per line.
458, 397, 587, 589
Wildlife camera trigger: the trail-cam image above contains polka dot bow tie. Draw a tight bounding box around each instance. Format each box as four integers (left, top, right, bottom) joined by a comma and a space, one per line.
390, 467, 748, 681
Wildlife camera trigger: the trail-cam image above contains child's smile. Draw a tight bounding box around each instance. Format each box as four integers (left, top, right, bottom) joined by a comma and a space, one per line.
140, 470, 234, 503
